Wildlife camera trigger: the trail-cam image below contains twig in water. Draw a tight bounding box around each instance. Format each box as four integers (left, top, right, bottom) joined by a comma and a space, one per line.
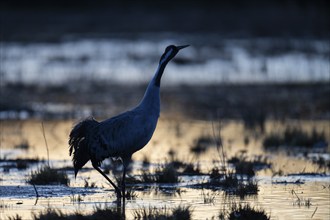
291, 189, 300, 202
32, 184, 39, 205
311, 207, 318, 218
212, 119, 227, 174
41, 122, 50, 167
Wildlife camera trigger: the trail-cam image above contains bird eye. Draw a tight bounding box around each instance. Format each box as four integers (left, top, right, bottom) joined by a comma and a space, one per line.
165, 45, 175, 52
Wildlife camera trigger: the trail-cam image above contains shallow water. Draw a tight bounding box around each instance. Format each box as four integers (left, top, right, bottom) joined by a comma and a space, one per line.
0, 119, 329, 220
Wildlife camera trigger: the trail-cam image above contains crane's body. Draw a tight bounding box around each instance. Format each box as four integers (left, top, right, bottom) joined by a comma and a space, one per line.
89, 81, 160, 165
69, 45, 189, 200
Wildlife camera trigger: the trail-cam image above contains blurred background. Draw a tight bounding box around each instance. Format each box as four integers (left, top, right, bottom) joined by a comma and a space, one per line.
1, 2, 329, 219
0, 0, 329, 121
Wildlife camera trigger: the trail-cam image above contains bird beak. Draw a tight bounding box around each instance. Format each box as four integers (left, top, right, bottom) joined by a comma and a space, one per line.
177, 45, 190, 50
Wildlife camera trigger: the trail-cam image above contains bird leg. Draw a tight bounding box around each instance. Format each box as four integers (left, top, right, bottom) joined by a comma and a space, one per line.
122, 164, 126, 204
92, 164, 122, 198
120, 157, 131, 205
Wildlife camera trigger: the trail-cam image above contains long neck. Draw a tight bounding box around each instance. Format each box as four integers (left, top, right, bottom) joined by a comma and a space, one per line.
154, 60, 168, 87
138, 61, 169, 114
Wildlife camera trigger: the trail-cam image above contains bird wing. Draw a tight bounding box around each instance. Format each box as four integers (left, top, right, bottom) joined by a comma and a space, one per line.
88, 109, 156, 163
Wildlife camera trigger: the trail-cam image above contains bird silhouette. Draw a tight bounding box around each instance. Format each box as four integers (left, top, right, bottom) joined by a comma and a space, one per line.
69, 44, 189, 200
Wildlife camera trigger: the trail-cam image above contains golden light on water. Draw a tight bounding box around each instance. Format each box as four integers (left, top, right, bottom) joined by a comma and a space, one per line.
0, 118, 329, 219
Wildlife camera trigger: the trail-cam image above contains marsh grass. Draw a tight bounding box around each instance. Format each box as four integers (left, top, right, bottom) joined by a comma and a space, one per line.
232, 180, 259, 199
208, 171, 239, 188
234, 162, 255, 177
133, 205, 191, 220
219, 203, 270, 220
263, 126, 327, 149
140, 170, 157, 183
228, 154, 271, 177
32, 205, 123, 220
228, 203, 270, 220
180, 162, 204, 176
201, 189, 217, 204
291, 190, 312, 208
133, 163, 180, 185
69, 193, 83, 203
133, 206, 170, 220
153, 185, 185, 197
8, 214, 22, 220
27, 166, 69, 185
125, 187, 138, 200
156, 163, 179, 183
204, 164, 260, 198
16, 160, 29, 170
165, 152, 204, 176
167, 149, 186, 169
312, 156, 330, 170
142, 155, 151, 167
190, 135, 214, 155
84, 179, 97, 188
14, 140, 30, 150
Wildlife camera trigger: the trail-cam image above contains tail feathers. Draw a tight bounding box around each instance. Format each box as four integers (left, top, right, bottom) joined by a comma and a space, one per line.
69, 117, 99, 177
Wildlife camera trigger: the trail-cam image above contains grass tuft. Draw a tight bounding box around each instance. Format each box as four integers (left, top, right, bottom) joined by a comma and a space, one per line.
228, 203, 270, 220
219, 203, 270, 220
8, 214, 23, 220
181, 162, 203, 176
27, 166, 69, 186
172, 206, 192, 220
138, 163, 179, 184
209, 172, 239, 188
201, 190, 217, 204
155, 164, 179, 183
228, 154, 271, 177
232, 180, 259, 199
33, 205, 123, 220
84, 179, 96, 188
133, 205, 191, 220
125, 187, 138, 200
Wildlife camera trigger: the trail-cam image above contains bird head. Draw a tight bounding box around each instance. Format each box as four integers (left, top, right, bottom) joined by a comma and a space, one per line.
159, 45, 189, 64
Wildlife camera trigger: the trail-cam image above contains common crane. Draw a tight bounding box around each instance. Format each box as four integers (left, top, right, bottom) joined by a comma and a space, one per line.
69, 44, 189, 200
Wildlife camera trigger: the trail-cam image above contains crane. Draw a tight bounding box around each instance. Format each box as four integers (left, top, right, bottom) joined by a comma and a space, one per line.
69, 44, 189, 200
